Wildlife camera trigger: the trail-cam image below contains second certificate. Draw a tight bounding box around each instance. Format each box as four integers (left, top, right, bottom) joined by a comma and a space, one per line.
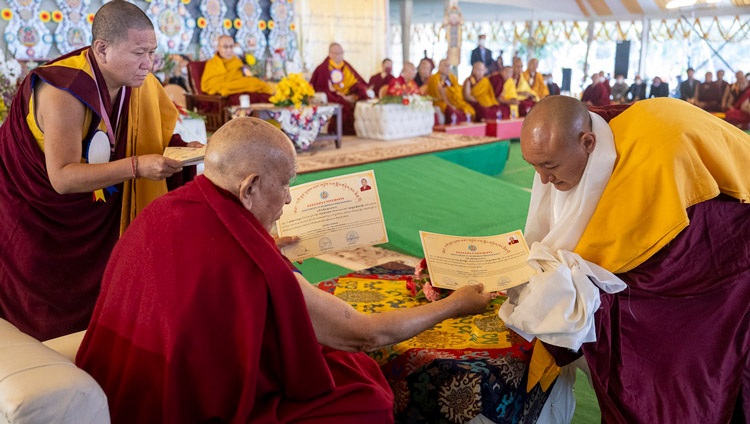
277, 170, 388, 261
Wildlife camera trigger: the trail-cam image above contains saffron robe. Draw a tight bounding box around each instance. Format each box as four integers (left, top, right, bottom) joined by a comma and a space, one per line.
468, 76, 506, 121
76, 175, 394, 423
0, 47, 185, 340
200, 54, 273, 97
576, 99, 750, 422
425, 73, 475, 122
310, 58, 368, 135
522, 70, 549, 99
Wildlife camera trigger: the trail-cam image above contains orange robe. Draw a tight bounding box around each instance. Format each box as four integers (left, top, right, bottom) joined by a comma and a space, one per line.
426, 73, 475, 122
523, 70, 549, 99
200, 54, 273, 97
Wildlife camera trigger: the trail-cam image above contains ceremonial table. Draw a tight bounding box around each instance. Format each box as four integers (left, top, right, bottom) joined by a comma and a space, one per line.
316, 261, 550, 424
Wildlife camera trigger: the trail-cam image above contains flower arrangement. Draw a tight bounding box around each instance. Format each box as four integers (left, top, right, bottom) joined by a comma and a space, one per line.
377, 80, 432, 110
405, 259, 445, 302
269, 73, 315, 109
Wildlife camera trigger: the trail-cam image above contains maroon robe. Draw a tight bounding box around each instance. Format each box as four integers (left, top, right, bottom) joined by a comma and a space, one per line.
0, 47, 189, 341
697, 81, 723, 112
575, 104, 750, 423
310, 59, 368, 135
368, 72, 394, 98
582, 82, 610, 107
76, 175, 394, 423
725, 87, 750, 129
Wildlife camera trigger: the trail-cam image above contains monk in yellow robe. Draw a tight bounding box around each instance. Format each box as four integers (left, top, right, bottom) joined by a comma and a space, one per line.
310, 43, 369, 135
522, 58, 549, 100
200, 35, 273, 100
510, 57, 538, 116
426, 59, 475, 123
463, 62, 506, 121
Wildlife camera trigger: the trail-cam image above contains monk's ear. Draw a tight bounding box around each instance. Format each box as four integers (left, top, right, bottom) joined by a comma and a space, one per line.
580, 131, 596, 154
238, 173, 260, 211
92, 40, 108, 64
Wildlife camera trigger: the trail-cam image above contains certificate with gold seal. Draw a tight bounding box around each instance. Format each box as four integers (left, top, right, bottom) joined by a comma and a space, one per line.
419, 230, 535, 293
277, 170, 388, 261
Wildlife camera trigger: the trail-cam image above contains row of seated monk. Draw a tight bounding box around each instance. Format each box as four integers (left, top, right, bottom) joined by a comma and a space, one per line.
189, 36, 557, 134
581, 68, 750, 129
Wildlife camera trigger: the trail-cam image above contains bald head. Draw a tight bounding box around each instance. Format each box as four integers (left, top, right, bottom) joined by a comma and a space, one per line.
92, 0, 153, 44
204, 118, 296, 196
216, 35, 235, 59
401, 62, 416, 82
520, 96, 595, 191
329, 43, 344, 64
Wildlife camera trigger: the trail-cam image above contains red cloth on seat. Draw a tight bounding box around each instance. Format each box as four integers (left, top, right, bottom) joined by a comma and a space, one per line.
76, 175, 394, 423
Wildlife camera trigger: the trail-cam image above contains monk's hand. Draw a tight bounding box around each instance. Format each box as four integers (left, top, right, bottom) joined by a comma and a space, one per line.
449, 284, 492, 317
138, 155, 183, 180
185, 141, 204, 148
510, 99, 519, 105
275, 235, 300, 249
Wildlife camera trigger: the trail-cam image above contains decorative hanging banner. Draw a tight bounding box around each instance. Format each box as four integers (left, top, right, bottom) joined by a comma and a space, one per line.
3, 0, 54, 60
54, 0, 92, 54
234, 0, 265, 60
147, 0, 195, 53
267, 0, 302, 77
443, 2, 463, 66
198, 0, 227, 59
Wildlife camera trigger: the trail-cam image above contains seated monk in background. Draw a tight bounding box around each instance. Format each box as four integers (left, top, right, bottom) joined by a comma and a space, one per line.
379, 62, 420, 99
426, 59, 476, 123
414, 58, 434, 89
463, 62, 507, 121
581, 73, 610, 107
201, 35, 272, 102
77, 117, 491, 422
725, 71, 750, 129
310, 43, 369, 135
368, 58, 394, 98
522, 58, 549, 100
695, 71, 723, 112
498, 66, 522, 119
509, 57, 538, 116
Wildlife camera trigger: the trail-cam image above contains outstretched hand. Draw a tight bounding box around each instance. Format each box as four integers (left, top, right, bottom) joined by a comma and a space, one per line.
449, 284, 493, 317
138, 155, 183, 180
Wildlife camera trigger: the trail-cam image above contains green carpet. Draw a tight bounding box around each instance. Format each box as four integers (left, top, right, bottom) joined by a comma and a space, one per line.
493, 141, 536, 190
296, 258, 354, 284
434, 140, 510, 176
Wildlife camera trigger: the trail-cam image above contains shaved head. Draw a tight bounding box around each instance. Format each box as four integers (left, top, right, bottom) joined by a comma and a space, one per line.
401, 61, 416, 81
92, 0, 153, 44
520, 96, 595, 191
328, 43, 344, 64
204, 118, 296, 230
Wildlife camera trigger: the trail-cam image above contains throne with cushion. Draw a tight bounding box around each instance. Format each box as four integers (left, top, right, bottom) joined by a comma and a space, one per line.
184, 61, 271, 132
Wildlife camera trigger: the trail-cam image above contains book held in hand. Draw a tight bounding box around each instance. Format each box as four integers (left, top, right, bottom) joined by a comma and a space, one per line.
163, 145, 206, 166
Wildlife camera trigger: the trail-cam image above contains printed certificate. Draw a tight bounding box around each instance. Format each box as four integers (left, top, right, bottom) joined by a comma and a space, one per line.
277, 170, 388, 261
419, 230, 535, 293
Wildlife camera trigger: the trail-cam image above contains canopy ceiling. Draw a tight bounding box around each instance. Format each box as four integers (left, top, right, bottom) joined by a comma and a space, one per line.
391, 0, 750, 22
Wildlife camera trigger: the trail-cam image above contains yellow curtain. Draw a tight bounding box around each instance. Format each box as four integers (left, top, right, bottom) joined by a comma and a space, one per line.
296, 0, 387, 80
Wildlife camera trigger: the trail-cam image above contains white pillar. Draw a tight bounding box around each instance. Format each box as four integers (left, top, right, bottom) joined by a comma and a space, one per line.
639, 16, 649, 78
582, 21, 595, 91
401, 0, 413, 65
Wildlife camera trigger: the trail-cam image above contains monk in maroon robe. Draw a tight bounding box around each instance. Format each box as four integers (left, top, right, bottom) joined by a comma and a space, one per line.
581, 73, 610, 107
695, 71, 723, 112
0, 2, 197, 341
77, 117, 491, 423
310, 43, 369, 135
368, 58, 394, 98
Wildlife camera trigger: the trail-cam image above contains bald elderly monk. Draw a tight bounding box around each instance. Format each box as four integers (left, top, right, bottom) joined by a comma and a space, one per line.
463, 61, 506, 121
77, 117, 492, 423
426, 59, 476, 123
379, 62, 420, 99
200, 35, 273, 102
522, 58, 549, 100
310, 43, 369, 135
501, 96, 750, 423
581, 73, 610, 107
0, 0, 201, 341
508, 57, 538, 116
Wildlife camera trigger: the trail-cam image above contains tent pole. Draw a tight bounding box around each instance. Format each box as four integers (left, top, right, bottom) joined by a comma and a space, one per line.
582, 21, 594, 92
401, 0, 413, 65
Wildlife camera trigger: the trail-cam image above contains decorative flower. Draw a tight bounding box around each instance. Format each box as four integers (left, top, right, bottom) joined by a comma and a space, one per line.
233, 18, 242, 29
269, 73, 315, 109
52, 10, 63, 23
258, 20, 267, 30
268, 20, 275, 29
244, 54, 256, 66
39, 11, 51, 23
1, 8, 12, 20
86, 13, 94, 24
181, 0, 190, 4
402, 97, 409, 105
196, 17, 206, 28
404, 259, 445, 302
289, 23, 295, 31
223, 18, 232, 29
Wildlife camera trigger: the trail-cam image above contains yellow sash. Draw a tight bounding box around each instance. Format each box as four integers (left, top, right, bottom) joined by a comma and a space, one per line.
575, 98, 750, 273
471, 77, 499, 107
523, 70, 549, 99
329, 59, 358, 95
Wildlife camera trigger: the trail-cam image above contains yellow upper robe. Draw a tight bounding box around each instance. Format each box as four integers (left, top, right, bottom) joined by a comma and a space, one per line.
522, 70, 549, 99
328, 59, 360, 96
426, 73, 475, 116
513, 74, 539, 101
470, 77, 499, 107
201, 54, 273, 97
575, 97, 750, 273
